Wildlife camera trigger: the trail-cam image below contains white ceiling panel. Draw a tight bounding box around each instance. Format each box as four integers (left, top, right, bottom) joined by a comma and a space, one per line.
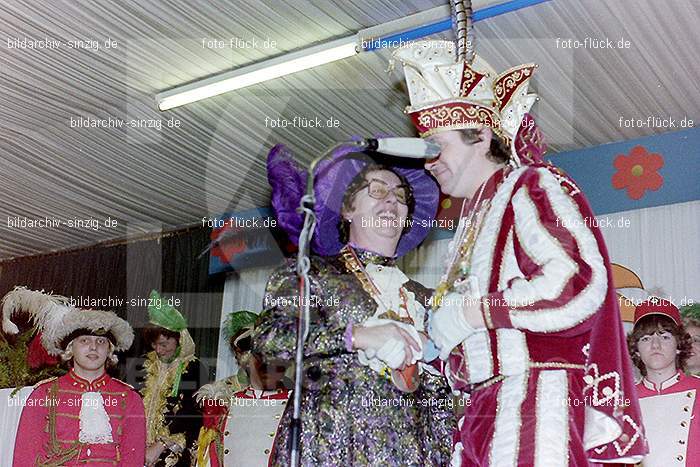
1, 0, 698, 259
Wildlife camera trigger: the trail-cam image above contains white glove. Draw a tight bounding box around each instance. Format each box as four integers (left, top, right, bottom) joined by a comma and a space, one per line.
429, 292, 475, 360
375, 338, 406, 369
358, 318, 423, 369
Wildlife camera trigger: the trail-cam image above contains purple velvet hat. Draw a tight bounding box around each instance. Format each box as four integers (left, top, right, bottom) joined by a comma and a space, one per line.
267, 143, 439, 257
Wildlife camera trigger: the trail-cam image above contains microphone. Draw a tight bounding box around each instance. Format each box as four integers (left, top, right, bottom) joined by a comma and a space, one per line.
363, 137, 441, 159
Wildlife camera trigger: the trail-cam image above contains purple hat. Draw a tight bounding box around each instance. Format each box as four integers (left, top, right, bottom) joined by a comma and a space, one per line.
267, 143, 439, 257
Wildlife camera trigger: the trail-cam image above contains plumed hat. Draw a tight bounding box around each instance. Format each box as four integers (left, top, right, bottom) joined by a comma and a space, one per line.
146, 290, 195, 360
147, 290, 187, 332
267, 143, 439, 257
681, 303, 700, 323
1, 286, 134, 355
223, 310, 258, 341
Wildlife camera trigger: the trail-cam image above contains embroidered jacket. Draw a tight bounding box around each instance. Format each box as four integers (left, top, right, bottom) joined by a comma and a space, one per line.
195, 384, 289, 467
13, 369, 146, 466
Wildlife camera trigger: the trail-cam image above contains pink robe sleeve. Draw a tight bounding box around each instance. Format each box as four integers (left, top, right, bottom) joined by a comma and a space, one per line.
13, 384, 50, 467
120, 389, 146, 467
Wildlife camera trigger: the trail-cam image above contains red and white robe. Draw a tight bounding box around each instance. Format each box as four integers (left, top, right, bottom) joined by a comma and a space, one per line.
444, 164, 647, 466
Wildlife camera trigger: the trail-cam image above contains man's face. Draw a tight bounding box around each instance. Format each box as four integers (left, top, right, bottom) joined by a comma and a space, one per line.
685, 325, 700, 371
344, 170, 409, 243
153, 335, 178, 360
637, 329, 678, 373
72, 335, 111, 372
425, 129, 491, 198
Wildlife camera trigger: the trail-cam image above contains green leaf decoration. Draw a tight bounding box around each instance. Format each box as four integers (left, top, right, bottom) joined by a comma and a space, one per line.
223, 310, 258, 340
681, 303, 700, 322
147, 290, 187, 332
0, 329, 65, 390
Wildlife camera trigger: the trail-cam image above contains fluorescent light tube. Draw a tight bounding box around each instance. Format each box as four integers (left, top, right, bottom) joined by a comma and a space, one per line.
157, 35, 359, 110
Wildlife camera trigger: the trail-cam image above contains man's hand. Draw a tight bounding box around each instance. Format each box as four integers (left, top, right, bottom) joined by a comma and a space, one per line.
353, 319, 422, 369
429, 292, 478, 360
145, 442, 165, 466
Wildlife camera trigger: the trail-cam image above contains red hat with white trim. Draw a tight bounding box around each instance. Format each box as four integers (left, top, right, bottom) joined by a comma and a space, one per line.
633, 296, 681, 326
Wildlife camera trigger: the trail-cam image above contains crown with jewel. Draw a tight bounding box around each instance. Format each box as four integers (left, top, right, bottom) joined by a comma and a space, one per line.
390, 1, 544, 163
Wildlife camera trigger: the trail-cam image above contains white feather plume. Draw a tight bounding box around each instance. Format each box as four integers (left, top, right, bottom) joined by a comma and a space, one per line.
1, 286, 134, 355
1, 286, 71, 337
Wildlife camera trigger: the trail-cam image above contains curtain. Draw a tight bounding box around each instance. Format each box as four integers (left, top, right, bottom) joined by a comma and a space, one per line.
216, 266, 276, 379
0, 226, 224, 386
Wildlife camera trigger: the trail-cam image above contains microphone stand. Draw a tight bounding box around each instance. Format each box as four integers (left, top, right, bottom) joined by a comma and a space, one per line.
289, 140, 364, 467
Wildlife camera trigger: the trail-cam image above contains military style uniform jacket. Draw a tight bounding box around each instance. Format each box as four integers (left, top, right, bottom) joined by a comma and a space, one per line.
13, 369, 146, 466
636, 372, 700, 466
195, 385, 289, 467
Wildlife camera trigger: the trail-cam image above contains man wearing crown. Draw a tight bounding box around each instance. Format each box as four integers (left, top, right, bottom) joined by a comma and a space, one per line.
392, 1, 648, 464
3, 287, 146, 466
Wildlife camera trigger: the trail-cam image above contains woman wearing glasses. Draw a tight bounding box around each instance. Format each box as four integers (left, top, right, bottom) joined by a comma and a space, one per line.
252, 144, 454, 466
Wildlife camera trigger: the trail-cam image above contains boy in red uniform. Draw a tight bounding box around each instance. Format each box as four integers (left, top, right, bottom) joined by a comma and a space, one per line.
194, 311, 289, 467
629, 297, 700, 466
3, 287, 146, 466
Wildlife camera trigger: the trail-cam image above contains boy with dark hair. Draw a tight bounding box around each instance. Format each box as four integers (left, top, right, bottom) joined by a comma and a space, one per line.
139, 291, 205, 467
629, 297, 700, 466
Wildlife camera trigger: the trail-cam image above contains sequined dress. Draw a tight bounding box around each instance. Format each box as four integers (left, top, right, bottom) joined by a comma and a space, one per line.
252, 248, 454, 466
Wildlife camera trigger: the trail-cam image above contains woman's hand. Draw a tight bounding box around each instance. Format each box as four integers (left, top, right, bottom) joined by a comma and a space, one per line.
353, 320, 422, 369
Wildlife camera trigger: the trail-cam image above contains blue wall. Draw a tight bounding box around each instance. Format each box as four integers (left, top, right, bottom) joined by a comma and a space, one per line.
548, 127, 700, 215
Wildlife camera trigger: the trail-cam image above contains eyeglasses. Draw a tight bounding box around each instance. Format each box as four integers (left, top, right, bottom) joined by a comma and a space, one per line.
355, 179, 410, 205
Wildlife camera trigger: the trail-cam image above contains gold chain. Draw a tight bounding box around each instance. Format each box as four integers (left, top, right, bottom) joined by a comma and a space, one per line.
432, 167, 511, 310
432, 199, 490, 310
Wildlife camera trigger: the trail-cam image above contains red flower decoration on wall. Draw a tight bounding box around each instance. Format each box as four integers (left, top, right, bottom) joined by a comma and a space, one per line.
611, 145, 664, 200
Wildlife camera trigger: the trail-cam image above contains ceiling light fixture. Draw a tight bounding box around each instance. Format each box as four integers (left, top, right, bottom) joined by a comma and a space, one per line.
156, 35, 359, 111
156, 0, 549, 111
